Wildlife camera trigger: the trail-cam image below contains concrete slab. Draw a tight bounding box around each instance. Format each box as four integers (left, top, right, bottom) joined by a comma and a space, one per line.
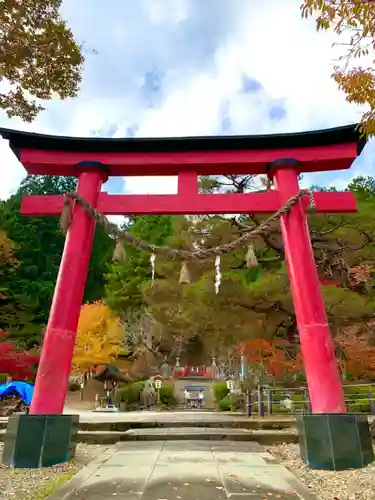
214, 452, 271, 466
142, 479, 228, 500
47, 439, 316, 500
220, 465, 296, 492
151, 463, 221, 481
161, 440, 213, 452
104, 453, 159, 467
113, 441, 163, 452
210, 441, 263, 453
83, 465, 152, 495
158, 451, 214, 463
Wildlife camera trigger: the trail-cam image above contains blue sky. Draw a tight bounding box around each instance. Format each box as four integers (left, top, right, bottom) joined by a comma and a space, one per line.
0, 0, 374, 201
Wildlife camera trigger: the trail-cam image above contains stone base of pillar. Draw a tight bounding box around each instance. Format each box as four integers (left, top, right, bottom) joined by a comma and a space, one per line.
2, 414, 79, 468
297, 413, 374, 470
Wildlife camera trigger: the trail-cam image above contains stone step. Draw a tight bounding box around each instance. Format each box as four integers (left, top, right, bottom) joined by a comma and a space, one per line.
119, 427, 299, 445
0, 416, 295, 432
175, 406, 215, 411
0, 427, 298, 445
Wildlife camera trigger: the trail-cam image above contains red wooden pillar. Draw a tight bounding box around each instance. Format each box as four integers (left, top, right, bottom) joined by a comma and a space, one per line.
269, 162, 346, 413
29, 167, 108, 414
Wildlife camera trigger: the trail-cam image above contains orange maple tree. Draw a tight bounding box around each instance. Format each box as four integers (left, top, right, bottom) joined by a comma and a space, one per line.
335, 329, 375, 380
240, 339, 302, 379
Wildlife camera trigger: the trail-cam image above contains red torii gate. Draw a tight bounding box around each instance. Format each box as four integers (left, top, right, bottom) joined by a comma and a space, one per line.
0, 125, 362, 418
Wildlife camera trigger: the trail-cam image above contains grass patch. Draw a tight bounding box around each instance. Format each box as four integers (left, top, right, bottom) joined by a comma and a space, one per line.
26, 470, 75, 500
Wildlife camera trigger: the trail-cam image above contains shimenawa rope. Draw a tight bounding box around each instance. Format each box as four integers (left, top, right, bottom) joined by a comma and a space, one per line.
60, 189, 316, 261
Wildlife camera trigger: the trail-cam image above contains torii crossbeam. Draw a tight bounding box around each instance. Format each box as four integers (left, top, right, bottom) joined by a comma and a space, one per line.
0, 126, 364, 419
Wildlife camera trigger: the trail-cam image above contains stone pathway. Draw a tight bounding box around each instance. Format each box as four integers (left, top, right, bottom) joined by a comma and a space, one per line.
48, 440, 315, 499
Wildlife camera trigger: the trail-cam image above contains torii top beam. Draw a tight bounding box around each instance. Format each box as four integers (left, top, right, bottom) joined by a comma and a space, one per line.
0, 124, 365, 177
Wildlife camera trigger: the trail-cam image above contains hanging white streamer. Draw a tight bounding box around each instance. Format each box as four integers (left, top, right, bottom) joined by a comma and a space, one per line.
214, 255, 221, 294
150, 253, 156, 282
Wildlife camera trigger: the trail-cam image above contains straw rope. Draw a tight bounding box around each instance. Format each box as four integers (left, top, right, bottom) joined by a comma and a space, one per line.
60, 189, 316, 261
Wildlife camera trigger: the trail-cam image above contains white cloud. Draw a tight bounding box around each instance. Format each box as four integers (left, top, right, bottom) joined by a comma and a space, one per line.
0, 0, 373, 201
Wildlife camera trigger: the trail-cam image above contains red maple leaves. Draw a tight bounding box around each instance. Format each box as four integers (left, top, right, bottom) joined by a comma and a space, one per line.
0, 331, 39, 381
240, 339, 302, 378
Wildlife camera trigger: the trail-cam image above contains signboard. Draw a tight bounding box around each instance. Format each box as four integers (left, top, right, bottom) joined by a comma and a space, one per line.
226, 380, 234, 391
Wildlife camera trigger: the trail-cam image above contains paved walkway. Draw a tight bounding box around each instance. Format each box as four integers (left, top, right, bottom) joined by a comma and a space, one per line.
49, 440, 314, 499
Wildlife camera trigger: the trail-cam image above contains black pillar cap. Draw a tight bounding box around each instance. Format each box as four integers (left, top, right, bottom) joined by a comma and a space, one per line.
266, 158, 301, 177
75, 161, 110, 174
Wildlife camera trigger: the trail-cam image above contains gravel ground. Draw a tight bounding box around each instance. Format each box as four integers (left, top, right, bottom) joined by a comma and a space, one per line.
269, 443, 375, 500
0, 444, 106, 500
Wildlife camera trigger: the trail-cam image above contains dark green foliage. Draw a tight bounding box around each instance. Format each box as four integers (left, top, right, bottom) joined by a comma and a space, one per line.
158, 385, 177, 406
344, 385, 374, 412
0, 175, 113, 346
105, 215, 174, 314
115, 381, 145, 406
218, 394, 240, 412
350, 399, 371, 413
218, 396, 231, 411
213, 383, 229, 402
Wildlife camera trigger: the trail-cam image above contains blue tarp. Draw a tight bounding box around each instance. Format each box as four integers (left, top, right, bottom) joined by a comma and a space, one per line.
0, 382, 34, 405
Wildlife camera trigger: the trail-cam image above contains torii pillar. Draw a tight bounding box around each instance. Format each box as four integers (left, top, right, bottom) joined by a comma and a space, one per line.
0, 125, 373, 471
30, 163, 109, 414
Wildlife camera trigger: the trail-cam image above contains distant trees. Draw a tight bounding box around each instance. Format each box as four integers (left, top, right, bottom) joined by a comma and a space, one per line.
2, 172, 375, 381
0, 175, 114, 346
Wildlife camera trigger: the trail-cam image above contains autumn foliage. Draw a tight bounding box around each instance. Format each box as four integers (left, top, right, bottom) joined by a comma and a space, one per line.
301, 0, 375, 136
1, 0, 84, 122
240, 339, 302, 379
0, 331, 39, 380
241, 332, 375, 382
335, 329, 375, 380
0, 231, 18, 268
72, 301, 124, 374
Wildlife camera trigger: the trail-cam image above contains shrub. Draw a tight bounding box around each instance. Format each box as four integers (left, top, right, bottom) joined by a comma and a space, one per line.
219, 396, 231, 411
290, 394, 307, 410
344, 385, 375, 409
344, 385, 374, 397
350, 399, 371, 413
270, 390, 288, 403
116, 381, 145, 406
294, 373, 306, 383
159, 385, 177, 407
251, 402, 291, 414
213, 383, 229, 402
68, 381, 81, 392
218, 395, 240, 412
271, 403, 291, 414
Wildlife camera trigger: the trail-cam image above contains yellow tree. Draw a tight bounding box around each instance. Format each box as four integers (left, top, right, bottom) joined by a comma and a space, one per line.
72, 301, 124, 374
1, 0, 83, 122
301, 0, 375, 135
0, 230, 18, 268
